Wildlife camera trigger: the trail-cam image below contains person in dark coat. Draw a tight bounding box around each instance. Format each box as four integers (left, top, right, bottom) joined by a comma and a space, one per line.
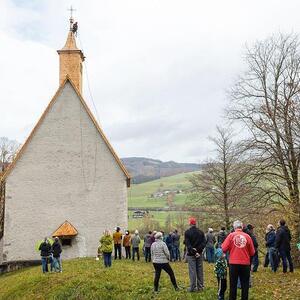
236, 224, 258, 289
217, 227, 227, 248
150, 231, 157, 245
165, 233, 174, 262
51, 237, 63, 272
144, 231, 152, 262
265, 224, 277, 272
275, 219, 294, 273
39, 237, 52, 273
184, 217, 206, 292
246, 224, 259, 272
172, 229, 181, 261
263, 229, 270, 268
205, 228, 216, 263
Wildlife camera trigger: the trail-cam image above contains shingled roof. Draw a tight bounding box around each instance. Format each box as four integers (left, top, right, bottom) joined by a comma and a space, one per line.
52, 220, 78, 237
1, 76, 131, 186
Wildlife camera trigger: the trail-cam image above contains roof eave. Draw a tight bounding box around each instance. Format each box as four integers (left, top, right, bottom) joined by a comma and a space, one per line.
2, 76, 131, 187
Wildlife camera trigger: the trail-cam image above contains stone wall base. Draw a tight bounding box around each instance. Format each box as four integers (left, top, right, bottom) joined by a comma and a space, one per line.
0, 260, 40, 274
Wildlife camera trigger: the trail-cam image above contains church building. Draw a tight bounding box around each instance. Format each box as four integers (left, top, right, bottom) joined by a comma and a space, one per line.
0, 16, 130, 264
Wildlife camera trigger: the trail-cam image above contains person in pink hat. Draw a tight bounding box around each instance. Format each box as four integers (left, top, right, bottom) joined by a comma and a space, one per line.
184, 217, 206, 292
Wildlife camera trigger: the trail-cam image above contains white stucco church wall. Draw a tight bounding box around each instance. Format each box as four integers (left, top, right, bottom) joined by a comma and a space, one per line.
1, 81, 128, 263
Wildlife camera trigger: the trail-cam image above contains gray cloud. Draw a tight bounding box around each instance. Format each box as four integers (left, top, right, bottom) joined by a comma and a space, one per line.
1, 0, 300, 162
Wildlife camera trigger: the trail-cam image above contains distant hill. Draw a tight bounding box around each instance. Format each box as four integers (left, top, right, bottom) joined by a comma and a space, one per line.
121, 157, 202, 183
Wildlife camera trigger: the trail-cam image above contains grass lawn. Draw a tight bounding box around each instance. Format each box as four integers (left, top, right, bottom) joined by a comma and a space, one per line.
129, 172, 195, 198
128, 172, 197, 209
0, 258, 299, 299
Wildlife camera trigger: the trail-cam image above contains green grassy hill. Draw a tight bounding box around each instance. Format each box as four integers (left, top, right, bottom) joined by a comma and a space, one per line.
128, 172, 196, 209
127, 172, 197, 229
0, 258, 299, 299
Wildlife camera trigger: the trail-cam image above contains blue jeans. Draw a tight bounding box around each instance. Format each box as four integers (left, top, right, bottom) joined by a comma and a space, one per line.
279, 249, 294, 273
167, 246, 173, 261
252, 252, 259, 272
206, 246, 215, 263
41, 257, 48, 273
103, 252, 112, 267
132, 247, 140, 261
268, 247, 277, 272
173, 245, 180, 261
144, 247, 151, 262
48, 255, 54, 272
53, 256, 62, 272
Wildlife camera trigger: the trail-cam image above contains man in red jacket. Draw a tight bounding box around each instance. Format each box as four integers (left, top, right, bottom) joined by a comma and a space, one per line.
222, 220, 255, 300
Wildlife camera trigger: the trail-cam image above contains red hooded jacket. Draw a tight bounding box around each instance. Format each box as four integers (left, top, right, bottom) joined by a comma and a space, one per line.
222, 229, 255, 265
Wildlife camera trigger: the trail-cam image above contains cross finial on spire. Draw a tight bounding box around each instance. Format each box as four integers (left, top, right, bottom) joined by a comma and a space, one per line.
68, 5, 76, 30
68, 5, 76, 19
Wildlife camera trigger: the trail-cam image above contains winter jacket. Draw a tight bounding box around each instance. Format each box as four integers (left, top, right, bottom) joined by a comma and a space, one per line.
51, 241, 62, 258
172, 232, 180, 247
144, 233, 152, 248
275, 225, 292, 251
131, 234, 141, 248
150, 235, 155, 244
250, 234, 258, 250
217, 230, 227, 245
222, 229, 255, 265
265, 230, 276, 248
113, 231, 122, 245
100, 235, 113, 253
214, 257, 227, 279
39, 241, 52, 257
184, 225, 206, 256
243, 228, 258, 253
165, 235, 173, 248
151, 239, 170, 263
123, 234, 131, 247
206, 232, 216, 248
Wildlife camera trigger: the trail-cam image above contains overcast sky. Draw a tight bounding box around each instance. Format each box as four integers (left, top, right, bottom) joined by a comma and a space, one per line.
1, 0, 300, 163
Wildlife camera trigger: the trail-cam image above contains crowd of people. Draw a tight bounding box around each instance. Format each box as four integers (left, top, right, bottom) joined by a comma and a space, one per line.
99, 227, 182, 264
38, 218, 295, 300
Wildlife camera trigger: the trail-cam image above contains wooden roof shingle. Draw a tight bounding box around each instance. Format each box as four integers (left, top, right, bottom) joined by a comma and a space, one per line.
52, 220, 78, 237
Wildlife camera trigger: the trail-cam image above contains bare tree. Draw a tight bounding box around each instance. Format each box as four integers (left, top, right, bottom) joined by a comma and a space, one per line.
229, 34, 300, 244
173, 212, 188, 235
188, 127, 265, 230
0, 137, 19, 172
0, 137, 19, 238
0, 180, 4, 239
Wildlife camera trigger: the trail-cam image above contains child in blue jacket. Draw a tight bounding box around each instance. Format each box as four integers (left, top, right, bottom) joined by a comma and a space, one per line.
214, 248, 227, 300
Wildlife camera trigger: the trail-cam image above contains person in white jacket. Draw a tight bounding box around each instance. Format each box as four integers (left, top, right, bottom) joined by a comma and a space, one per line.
151, 231, 179, 292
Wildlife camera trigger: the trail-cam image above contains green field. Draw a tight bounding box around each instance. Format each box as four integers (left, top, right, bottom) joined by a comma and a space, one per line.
129, 172, 194, 198
0, 258, 298, 299
127, 172, 198, 230
128, 172, 196, 208
128, 211, 190, 230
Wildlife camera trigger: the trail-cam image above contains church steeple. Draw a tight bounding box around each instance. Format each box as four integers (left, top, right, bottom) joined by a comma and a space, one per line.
57, 8, 85, 94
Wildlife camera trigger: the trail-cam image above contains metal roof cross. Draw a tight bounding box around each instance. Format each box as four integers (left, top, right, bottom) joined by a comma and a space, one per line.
68, 5, 76, 19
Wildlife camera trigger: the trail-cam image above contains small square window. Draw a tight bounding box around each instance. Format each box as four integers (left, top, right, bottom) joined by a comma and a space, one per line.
61, 238, 72, 246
